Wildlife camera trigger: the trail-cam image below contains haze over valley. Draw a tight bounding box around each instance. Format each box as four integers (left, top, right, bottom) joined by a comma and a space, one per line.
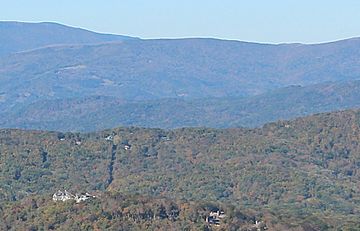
1, 22, 360, 132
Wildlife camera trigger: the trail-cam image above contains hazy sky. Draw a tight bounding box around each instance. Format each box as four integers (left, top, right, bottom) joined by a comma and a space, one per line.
1, 0, 360, 44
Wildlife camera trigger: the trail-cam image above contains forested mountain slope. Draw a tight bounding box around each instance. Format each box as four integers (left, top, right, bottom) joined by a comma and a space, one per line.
2, 80, 360, 131
1, 36, 360, 108
1, 110, 360, 230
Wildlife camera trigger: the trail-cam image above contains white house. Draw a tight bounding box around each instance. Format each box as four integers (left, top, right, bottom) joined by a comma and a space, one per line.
53, 190, 95, 203
52, 190, 74, 202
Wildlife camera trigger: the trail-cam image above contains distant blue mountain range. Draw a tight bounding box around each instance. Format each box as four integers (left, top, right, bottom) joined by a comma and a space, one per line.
0, 21, 136, 56
1, 21, 360, 131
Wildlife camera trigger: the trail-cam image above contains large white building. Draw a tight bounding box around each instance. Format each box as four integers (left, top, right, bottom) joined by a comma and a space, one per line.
52, 190, 95, 203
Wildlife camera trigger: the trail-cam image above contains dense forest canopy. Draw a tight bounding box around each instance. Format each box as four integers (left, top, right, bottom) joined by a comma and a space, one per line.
1, 109, 360, 230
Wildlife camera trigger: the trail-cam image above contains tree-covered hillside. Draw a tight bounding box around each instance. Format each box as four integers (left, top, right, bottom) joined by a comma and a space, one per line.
1, 192, 263, 231
1, 110, 360, 230
2, 80, 360, 132
2, 36, 360, 110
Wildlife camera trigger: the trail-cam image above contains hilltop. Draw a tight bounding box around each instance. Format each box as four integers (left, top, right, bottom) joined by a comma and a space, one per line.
0, 21, 135, 56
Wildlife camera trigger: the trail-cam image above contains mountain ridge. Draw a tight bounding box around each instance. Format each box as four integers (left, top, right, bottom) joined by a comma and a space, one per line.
1, 109, 360, 230
1, 36, 360, 104
2, 21, 360, 132
2, 80, 360, 132
0, 21, 137, 56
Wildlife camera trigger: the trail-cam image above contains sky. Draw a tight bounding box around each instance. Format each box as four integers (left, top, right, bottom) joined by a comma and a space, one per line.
0, 0, 360, 44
